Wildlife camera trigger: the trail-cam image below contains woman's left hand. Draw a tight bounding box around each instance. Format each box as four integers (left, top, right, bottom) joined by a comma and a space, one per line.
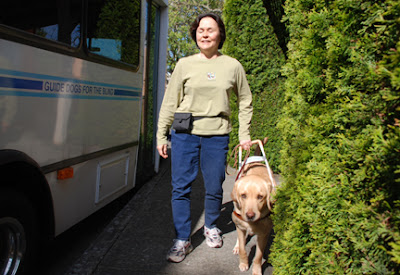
240, 140, 252, 151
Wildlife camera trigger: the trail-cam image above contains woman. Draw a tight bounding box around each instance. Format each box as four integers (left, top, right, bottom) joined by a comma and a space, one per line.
157, 13, 253, 263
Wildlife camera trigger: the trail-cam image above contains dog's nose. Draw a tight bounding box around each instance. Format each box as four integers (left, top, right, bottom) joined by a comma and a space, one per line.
246, 211, 255, 220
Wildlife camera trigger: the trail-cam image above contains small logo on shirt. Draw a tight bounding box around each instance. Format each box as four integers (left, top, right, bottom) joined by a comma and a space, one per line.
207, 72, 216, 81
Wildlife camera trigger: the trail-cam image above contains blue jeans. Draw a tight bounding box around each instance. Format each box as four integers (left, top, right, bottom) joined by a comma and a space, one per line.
170, 130, 229, 241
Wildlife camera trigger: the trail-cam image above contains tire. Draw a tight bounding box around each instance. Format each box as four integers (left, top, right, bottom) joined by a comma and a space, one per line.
0, 190, 39, 275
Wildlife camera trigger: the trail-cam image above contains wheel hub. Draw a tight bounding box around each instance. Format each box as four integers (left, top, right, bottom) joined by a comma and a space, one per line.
0, 217, 26, 275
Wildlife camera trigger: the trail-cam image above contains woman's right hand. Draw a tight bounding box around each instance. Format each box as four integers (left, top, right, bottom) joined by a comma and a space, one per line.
240, 140, 252, 151
157, 144, 168, 159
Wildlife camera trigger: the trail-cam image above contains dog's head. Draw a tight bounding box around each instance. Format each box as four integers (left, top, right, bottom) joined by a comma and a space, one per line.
231, 174, 274, 222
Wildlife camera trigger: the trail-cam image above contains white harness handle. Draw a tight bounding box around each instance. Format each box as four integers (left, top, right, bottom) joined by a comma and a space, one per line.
238, 139, 276, 187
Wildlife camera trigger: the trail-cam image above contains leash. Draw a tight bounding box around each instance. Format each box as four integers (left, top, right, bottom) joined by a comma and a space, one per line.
226, 144, 247, 174
235, 153, 250, 181
226, 143, 251, 180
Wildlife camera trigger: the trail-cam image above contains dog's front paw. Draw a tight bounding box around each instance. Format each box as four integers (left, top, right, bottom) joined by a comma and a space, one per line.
233, 238, 240, 255
252, 267, 262, 275
239, 263, 249, 272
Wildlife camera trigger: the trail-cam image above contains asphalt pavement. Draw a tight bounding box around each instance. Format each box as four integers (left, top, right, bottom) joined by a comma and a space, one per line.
66, 155, 276, 275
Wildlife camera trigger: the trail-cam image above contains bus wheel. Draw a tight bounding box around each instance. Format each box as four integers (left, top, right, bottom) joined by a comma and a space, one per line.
0, 190, 39, 275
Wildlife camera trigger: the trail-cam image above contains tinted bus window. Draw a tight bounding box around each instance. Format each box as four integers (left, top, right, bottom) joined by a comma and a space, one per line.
0, 0, 81, 47
87, 0, 141, 66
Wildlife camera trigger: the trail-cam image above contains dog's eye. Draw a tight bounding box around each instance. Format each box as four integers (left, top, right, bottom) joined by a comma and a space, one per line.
257, 195, 264, 200
241, 194, 247, 199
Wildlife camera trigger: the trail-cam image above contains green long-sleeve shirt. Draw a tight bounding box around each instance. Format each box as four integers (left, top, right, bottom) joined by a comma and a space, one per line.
156, 54, 253, 146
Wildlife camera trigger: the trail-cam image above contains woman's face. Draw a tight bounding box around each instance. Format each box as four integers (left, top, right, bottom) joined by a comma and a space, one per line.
196, 17, 221, 55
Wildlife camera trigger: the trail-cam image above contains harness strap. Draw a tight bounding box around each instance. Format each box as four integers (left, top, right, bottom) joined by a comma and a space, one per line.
193, 114, 227, 121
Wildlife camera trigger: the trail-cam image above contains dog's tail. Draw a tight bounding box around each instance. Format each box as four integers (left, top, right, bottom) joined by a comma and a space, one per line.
254, 137, 268, 156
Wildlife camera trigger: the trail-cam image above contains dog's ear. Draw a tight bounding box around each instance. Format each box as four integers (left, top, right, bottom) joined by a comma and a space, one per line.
231, 181, 242, 210
231, 183, 238, 202
261, 178, 273, 211
269, 183, 277, 209
266, 191, 272, 211
265, 180, 276, 211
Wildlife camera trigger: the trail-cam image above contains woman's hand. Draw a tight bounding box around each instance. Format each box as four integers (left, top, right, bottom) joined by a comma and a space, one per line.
240, 140, 252, 151
157, 144, 168, 159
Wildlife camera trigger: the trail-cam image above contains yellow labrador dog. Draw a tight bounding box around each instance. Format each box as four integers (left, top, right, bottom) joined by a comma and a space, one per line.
231, 141, 275, 275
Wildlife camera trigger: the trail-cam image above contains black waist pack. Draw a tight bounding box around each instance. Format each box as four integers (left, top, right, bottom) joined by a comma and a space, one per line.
172, 112, 193, 133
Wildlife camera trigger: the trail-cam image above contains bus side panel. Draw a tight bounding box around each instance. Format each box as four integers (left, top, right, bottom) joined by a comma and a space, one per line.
46, 148, 137, 235
0, 39, 143, 236
0, 39, 143, 166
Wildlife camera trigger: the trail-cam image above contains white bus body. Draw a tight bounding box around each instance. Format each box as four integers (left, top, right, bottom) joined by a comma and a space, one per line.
1, 38, 143, 234
0, 0, 168, 274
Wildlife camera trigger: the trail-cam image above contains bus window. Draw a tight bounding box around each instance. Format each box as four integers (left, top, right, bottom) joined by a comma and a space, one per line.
0, 0, 82, 47
87, 0, 141, 66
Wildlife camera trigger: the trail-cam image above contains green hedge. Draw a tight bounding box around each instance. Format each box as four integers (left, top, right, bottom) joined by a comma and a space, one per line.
223, 0, 286, 171
270, 0, 400, 273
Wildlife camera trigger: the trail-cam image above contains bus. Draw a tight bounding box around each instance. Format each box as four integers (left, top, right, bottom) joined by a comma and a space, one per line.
0, 0, 168, 274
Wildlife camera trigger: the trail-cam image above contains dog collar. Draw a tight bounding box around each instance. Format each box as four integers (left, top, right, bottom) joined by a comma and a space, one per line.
233, 210, 271, 222
233, 211, 245, 221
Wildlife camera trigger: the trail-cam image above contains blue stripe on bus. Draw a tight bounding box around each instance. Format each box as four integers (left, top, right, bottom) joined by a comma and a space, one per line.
0, 68, 141, 91
0, 76, 43, 90
0, 90, 141, 101
0, 74, 142, 99
114, 89, 141, 97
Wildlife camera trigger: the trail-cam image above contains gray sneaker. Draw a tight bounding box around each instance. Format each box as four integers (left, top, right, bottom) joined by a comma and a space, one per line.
204, 226, 223, 248
166, 239, 193, 263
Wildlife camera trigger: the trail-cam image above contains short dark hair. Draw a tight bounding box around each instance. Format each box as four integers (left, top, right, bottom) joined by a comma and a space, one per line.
190, 13, 226, 49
